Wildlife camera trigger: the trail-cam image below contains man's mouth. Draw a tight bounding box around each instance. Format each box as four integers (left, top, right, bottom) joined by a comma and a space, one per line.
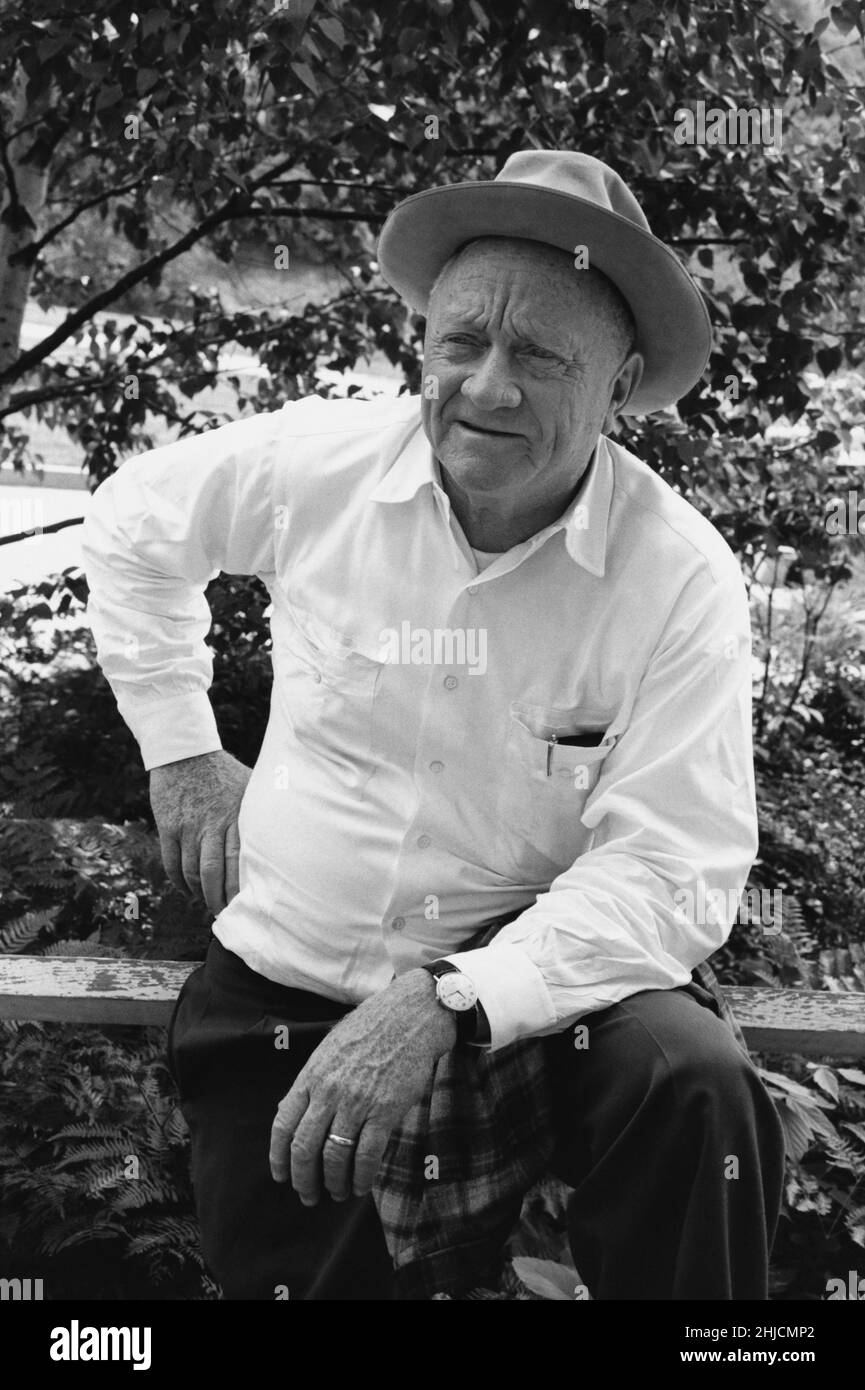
456, 421, 517, 438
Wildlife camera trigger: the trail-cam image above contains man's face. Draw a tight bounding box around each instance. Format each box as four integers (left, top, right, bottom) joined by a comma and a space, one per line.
421, 238, 638, 508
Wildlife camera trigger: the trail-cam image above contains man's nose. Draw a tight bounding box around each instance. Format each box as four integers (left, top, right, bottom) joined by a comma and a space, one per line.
460, 347, 521, 411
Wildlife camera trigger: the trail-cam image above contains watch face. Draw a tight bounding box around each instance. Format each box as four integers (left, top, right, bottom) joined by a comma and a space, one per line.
437, 972, 478, 1012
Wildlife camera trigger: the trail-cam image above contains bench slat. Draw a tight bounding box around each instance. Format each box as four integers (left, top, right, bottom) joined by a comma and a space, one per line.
0, 957, 193, 1026
0, 959, 863, 1055
723, 985, 865, 1057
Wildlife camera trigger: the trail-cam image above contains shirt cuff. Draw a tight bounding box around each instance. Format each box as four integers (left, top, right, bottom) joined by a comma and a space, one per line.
125, 692, 223, 771
441, 942, 557, 1051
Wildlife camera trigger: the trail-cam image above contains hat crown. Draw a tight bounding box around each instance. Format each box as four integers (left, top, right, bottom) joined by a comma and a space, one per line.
495, 150, 651, 235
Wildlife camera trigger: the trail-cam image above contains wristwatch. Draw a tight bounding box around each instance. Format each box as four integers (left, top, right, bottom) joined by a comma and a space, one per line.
421, 960, 490, 1045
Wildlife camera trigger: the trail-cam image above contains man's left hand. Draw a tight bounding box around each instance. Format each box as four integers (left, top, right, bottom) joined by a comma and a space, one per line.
269, 968, 457, 1203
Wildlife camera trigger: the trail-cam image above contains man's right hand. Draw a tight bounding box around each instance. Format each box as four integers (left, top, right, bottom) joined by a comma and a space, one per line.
149, 749, 252, 916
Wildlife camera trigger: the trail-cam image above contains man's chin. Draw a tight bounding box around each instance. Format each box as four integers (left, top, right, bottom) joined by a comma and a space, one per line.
438, 436, 526, 483
439, 454, 521, 494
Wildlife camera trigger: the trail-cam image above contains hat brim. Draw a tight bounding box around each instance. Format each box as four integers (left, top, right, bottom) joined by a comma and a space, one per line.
376, 181, 712, 415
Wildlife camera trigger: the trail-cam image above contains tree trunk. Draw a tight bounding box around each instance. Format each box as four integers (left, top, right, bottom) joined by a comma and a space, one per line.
0, 65, 52, 406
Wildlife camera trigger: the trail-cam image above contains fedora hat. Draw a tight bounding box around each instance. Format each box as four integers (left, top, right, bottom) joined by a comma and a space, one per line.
376, 150, 712, 415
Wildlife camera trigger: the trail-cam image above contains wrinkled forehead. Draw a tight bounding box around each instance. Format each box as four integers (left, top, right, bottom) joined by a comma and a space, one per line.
430, 238, 615, 342
428, 236, 635, 362
436, 236, 577, 294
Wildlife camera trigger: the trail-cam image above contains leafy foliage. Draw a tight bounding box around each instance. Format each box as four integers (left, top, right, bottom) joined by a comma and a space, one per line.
0, 0, 863, 521
0, 1020, 215, 1299
766, 1060, 865, 1297
0, 574, 217, 958
0, 906, 56, 954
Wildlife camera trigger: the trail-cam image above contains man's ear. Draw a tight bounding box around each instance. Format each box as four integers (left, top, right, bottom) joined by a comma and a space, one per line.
603, 350, 644, 433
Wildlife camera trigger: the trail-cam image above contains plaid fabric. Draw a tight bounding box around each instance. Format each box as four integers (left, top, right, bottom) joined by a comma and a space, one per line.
372, 915, 748, 1300
692, 957, 749, 1055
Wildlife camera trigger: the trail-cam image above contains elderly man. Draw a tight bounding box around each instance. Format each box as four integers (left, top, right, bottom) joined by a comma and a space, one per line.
82, 151, 785, 1301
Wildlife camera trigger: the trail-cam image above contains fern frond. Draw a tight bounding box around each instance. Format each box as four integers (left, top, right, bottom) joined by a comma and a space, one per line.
112, 1177, 180, 1211
126, 1216, 201, 1256
0, 909, 58, 954
163, 1108, 189, 1145
38, 1221, 125, 1257
51, 1123, 132, 1143
53, 1141, 134, 1169
39, 939, 128, 960
823, 1133, 865, 1174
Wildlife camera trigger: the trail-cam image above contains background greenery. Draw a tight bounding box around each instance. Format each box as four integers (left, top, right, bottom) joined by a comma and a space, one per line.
1, 0, 864, 1299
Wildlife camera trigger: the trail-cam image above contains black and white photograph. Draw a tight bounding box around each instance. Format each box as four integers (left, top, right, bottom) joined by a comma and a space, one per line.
0, 0, 863, 1364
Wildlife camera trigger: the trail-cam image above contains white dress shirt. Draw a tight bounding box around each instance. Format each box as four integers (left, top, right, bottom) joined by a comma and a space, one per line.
81, 393, 757, 1050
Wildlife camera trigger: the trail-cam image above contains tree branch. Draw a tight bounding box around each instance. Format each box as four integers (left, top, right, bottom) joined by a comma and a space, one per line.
0, 514, 83, 547
0, 372, 122, 420
9, 172, 155, 267
0, 286, 395, 420
669, 236, 750, 245
4, 113, 49, 147
245, 203, 384, 223
0, 150, 307, 387
740, 0, 860, 99
270, 176, 404, 194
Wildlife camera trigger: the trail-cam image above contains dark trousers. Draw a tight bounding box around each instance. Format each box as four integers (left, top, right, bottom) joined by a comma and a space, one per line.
167, 938, 785, 1301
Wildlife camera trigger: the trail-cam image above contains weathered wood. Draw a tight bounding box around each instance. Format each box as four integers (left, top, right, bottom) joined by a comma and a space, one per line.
0, 957, 194, 1026
0, 959, 863, 1055
723, 986, 865, 1057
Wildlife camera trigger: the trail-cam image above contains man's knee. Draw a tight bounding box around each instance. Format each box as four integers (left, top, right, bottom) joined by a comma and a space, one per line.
613, 988, 783, 1153
551, 985, 782, 1150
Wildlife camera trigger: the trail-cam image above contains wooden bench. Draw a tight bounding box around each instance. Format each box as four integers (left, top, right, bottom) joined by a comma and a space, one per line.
1, 957, 864, 1055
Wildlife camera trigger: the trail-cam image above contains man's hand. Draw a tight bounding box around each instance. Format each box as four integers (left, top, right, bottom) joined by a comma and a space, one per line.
149, 749, 252, 915
269, 969, 457, 1203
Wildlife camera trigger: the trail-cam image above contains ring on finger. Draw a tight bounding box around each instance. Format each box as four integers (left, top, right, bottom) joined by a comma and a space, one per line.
326, 1133, 357, 1148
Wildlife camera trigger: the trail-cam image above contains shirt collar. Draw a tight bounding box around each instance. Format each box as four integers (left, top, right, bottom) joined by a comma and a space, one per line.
368, 417, 437, 504
369, 413, 614, 579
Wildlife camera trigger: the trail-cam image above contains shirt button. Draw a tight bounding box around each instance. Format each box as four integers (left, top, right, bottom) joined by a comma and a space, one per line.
429, 760, 444, 774
312, 671, 322, 683
417, 834, 431, 849
467, 585, 479, 596
444, 675, 458, 690
391, 916, 405, 932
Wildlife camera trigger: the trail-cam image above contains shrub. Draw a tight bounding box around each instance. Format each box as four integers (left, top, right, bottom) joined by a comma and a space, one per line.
0, 1019, 215, 1300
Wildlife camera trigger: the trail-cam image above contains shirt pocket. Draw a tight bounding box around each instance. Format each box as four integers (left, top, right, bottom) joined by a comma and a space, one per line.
274, 603, 385, 787
495, 700, 619, 879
